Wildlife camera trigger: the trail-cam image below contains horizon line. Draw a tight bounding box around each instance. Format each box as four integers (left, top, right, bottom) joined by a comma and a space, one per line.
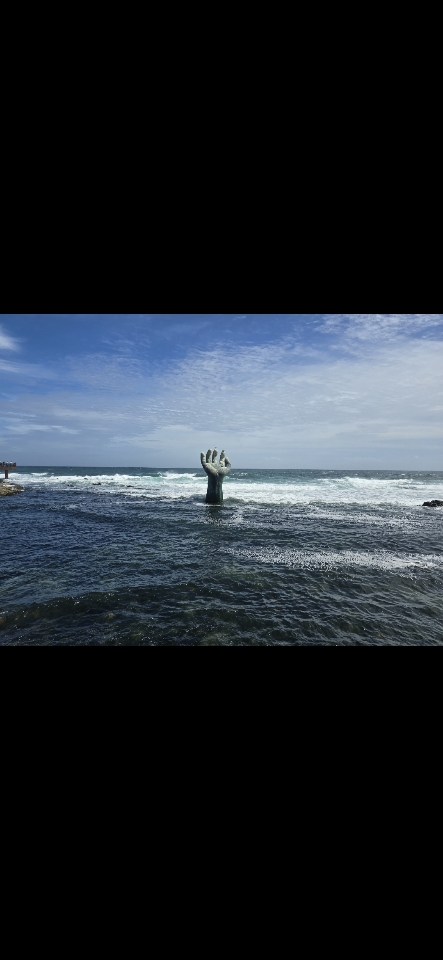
5, 465, 443, 472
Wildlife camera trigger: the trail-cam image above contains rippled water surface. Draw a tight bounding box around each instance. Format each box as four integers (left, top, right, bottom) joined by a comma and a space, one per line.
1, 467, 442, 645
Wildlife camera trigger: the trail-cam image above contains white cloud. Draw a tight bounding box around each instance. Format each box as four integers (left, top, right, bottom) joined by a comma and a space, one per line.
0, 358, 58, 378
318, 314, 443, 344
129, 336, 443, 464
2, 317, 442, 467
0, 325, 20, 351
2, 419, 79, 435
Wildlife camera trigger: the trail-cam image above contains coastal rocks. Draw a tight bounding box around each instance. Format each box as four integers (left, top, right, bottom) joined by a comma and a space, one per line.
423, 499, 443, 507
0, 482, 24, 496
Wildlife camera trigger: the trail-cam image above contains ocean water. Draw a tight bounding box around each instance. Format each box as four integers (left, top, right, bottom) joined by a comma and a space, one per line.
1, 467, 442, 645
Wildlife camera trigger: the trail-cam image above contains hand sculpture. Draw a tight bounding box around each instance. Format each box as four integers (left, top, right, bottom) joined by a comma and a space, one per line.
200, 448, 231, 504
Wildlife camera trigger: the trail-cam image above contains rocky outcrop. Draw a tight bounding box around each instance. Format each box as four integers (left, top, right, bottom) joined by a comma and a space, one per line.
423, 500, 443, 507
0, 482, 24, 496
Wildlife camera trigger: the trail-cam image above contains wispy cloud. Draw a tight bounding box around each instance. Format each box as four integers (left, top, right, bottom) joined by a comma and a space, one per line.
0, 358, 58, 379
0, 324, 20, 351
155, 336, 442, 427
2, 418, 79, 435
2, 315, 442, 466
64, 353, 147, 389
318, 314, 443, 344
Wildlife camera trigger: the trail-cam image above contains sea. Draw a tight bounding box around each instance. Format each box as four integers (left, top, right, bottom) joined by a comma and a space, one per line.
1, 467, 442, 645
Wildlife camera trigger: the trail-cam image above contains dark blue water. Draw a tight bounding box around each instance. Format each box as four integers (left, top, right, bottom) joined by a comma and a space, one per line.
1, 467, 442, 645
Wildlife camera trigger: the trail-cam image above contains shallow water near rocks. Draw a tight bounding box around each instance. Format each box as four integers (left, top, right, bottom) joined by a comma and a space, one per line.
1, 467, 442, 645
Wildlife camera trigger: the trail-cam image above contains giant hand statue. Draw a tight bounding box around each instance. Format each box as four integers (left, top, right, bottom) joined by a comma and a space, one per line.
200, 448, 231, 504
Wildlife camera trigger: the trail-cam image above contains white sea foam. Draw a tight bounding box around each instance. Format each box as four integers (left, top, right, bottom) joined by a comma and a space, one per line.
157, 472, 200, 481
225, 546, 443, 574
12, 471, 443, 508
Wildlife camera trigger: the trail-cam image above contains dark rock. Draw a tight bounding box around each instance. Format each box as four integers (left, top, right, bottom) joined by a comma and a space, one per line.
423, 500, 443, 507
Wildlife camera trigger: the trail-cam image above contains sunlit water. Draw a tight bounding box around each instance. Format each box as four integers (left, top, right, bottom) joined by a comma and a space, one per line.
1, 467, 442, 645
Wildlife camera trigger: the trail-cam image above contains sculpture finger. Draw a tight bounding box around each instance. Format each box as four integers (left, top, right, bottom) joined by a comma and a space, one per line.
212, 449, 218, 463
206, 449, 212, 463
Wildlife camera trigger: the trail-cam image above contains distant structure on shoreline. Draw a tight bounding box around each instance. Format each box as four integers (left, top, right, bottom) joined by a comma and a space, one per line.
1, 461, 16, 480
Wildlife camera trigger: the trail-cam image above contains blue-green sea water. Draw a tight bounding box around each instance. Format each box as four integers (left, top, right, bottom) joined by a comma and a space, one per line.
1, 467, 442, 645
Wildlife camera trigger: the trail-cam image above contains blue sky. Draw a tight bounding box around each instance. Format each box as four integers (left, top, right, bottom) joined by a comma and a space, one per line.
1, 314, 442, 468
